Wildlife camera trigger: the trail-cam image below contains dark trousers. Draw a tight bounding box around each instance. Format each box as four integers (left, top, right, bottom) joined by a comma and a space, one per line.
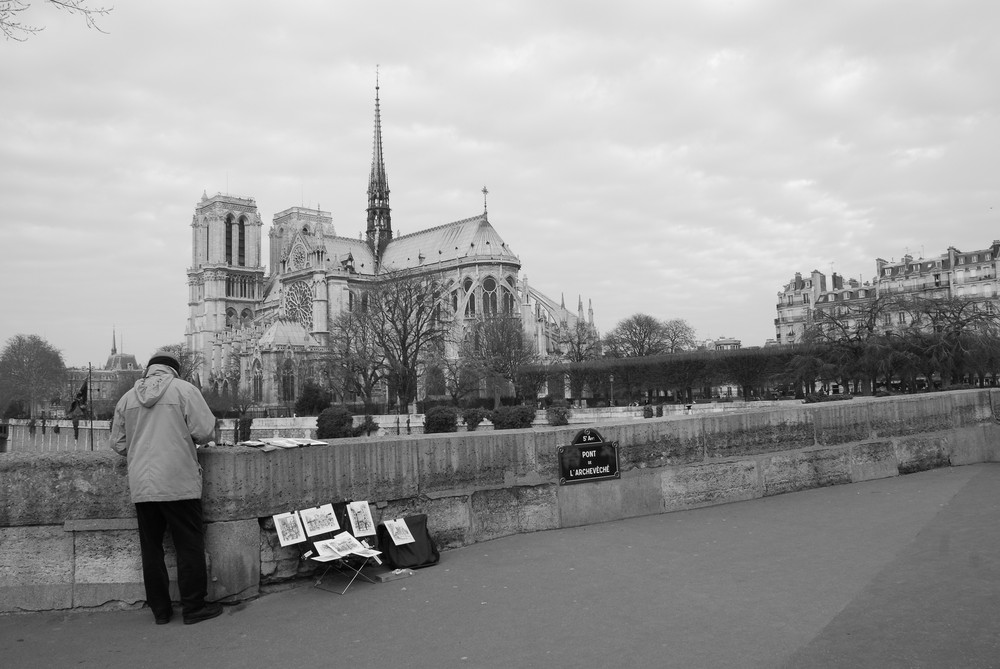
135, 499, 209, 617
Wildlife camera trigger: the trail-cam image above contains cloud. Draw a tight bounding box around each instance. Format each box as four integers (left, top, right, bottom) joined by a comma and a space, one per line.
2, 0, 999, 365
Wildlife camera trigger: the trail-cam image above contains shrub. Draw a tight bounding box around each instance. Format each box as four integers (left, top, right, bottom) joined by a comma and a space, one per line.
424, 406, 459, 433
462, 407, 490, 431
237, 416, 253, 442
642, 405, 654, 419
356, 414, 379, 436
490, 405, 536, 430
802, 393, 855, 404
316, 406, 357, 439
295, 381, 332, 416
546, 400, 571, 426
655, 405, 664, 417
2, 399, 28, 419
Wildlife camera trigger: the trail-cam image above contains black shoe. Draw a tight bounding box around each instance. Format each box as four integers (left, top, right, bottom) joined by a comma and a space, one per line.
154, 611, 173, 625
183, 602, 223, 625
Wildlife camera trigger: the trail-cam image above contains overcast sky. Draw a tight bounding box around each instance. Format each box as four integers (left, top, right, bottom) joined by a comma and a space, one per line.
2, 0, 998, 367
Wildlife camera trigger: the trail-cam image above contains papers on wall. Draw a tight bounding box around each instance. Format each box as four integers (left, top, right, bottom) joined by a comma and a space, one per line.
299, 503, 340, 536
347, 501, 377, 537
383, 518, 416, 546
262, 438, 301, 449
273, 511, 306, 547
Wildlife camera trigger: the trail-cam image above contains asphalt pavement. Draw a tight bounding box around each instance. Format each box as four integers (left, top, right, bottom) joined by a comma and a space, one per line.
2, 463, 999, 669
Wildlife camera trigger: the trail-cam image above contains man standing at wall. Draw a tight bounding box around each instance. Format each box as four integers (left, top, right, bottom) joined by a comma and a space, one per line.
110, 350, 222, 625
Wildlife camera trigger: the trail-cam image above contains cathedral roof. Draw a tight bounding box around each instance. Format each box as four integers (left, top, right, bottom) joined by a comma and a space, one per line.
322, 236, 378, 273
378, 213, 519, 272
258, 319, 321, 349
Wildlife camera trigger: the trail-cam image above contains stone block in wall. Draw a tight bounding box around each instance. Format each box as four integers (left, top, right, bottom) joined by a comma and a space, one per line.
380, 495, 473, 550
417, 431, 535, 495
869, 395, 955, 438
471, 485, 559, 541
616, 468, 665, 519
660, 460, 759, 511
556, 478, 624, 528
949, 389, 994, 427
703, 411, 814, 458
0, 452, 133, 527
948, 424, 994, 466
813, 402, 872, 446
849, 441, 898, 482
618, 434, 704, 471
206, 519, 260, 602
761, 447, 852, 496
71, 521, 145, 608
201, 440, 420, 521
0, 525, 73, 612
259, 517, 311, 583
895, 435, 951, 474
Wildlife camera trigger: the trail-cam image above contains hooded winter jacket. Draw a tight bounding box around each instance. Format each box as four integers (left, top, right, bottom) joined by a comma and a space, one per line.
110, 364, 217, 503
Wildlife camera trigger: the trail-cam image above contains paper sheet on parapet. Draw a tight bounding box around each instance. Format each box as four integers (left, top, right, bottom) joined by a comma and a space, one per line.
262, 438, 300, 448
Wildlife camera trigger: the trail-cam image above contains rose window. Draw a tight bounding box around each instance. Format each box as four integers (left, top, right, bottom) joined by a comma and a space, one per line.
285, 281, 313, 329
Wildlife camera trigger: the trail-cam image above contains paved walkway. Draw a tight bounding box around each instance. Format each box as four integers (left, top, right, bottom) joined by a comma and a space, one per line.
2, 464, 999, 669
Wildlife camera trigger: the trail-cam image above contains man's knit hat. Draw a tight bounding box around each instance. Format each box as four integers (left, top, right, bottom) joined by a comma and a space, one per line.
147, 350, 181, 374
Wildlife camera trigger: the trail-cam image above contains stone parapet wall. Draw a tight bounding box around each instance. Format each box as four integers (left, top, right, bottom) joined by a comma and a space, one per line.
2, 390, 998, 612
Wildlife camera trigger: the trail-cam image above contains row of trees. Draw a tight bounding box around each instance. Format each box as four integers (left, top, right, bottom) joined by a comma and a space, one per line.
314, 272, 703, 413
539, 294, 1000, 405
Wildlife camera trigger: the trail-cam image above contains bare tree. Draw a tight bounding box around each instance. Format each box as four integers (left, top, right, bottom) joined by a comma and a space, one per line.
662, 318, 696, 353
604, 313, 668, 358
325, 311, 386, 408
153, 343, 205, 386
0, 334, 66, 417
425, 348, 481, 406
556, 319, 602, 363
805, 293, 898, 394
1, 0, 112, 41
463, 315, 538, 408
898, 295, 1000, 386
355, 269, 450, 410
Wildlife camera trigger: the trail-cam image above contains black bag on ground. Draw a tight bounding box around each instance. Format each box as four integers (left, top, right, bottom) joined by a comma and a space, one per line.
376, 514, 440, 569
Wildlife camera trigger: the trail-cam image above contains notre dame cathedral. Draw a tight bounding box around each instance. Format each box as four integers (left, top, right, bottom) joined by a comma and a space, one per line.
185, 83, 596, 410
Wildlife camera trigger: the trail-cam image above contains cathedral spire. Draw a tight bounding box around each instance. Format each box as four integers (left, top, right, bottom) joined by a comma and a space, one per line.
111, 327, 117, 356
366, 67, 392, 267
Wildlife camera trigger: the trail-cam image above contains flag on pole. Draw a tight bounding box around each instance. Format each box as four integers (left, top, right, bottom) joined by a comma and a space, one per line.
69, 379, 88, 414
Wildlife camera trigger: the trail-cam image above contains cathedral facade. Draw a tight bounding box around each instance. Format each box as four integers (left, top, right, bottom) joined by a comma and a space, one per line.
185, 85, 596, 410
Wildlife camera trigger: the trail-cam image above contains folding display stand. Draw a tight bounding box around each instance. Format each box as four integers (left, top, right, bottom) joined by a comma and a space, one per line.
312, 555, 378, 595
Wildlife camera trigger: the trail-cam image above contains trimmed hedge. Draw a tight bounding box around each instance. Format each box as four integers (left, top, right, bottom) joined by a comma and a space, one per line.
490, 406, 536, 430
424, 406, 459, 433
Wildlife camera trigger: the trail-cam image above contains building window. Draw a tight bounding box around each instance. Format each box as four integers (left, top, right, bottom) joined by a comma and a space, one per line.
281, 359, 295, 403
238, 218, 246, 266
253, 363, 263, 402
225, 214, 234, 265
482, 277, 498, 316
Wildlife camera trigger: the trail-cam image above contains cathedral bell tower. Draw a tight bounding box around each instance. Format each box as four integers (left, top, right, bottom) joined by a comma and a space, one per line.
186, 192, 265, 387
365, 75, 392, 267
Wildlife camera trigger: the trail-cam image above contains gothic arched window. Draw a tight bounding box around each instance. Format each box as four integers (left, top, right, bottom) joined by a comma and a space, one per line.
463, 277, 476, 318
483, 277, 498, 316
238, 217, 246, 266
225, 214, 234, 265
281, 359, 295, 403
252, 361, 263, 402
